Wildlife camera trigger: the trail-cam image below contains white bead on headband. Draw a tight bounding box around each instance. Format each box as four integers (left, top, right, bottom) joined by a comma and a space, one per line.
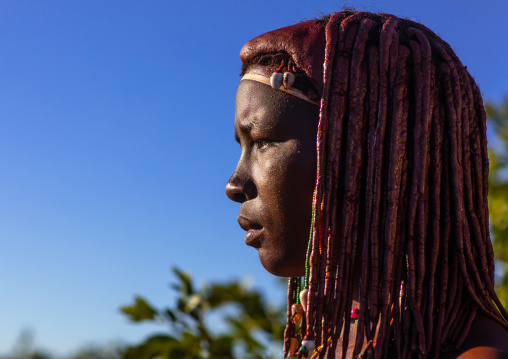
240, 73, 320, 106
269, 61, 296, 90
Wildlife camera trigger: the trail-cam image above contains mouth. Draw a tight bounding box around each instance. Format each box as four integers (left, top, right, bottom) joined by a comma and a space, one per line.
237, 215, 264, 248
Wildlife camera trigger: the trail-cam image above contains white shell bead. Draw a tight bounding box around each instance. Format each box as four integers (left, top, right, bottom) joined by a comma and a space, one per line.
270, 72, 283, 89
302, 339, 315, 357
283, 72, 295, 89
299, 289, 309, 311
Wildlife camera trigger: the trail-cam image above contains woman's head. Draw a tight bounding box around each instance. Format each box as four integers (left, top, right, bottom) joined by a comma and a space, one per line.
227, 10, 508, 358
227, 80, 319, 276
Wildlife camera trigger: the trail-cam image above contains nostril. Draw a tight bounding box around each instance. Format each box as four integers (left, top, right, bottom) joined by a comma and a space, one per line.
232, 192, 247, 203
225, 174, 256, 203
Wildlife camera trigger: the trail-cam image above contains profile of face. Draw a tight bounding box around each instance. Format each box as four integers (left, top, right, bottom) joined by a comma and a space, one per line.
225, 79, 319, 277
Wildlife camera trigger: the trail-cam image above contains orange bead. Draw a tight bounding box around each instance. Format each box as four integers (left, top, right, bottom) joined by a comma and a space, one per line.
291, 303, 303, 324
289, 337, 298, 356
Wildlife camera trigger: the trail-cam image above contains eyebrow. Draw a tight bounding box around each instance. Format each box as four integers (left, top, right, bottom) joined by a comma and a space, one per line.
234, 121, 254, 144
238, 122, 253, 133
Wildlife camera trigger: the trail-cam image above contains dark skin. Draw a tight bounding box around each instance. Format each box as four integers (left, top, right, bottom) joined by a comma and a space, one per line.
225, 78, 508, 358
443, 314, 508, 358
225, 79, 319, 277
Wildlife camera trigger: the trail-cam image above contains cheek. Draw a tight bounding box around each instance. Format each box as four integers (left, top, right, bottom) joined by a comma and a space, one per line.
251, 141, 317, 277
283, 142, 317, 205
254, 142, 316, 229
256, 146, 316, 277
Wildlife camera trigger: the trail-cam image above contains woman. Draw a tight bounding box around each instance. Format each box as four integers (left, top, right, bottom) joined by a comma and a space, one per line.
226, 10, 508, 359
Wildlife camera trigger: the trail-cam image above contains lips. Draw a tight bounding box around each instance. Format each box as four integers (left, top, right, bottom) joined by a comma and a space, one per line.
237, 215, 264, 248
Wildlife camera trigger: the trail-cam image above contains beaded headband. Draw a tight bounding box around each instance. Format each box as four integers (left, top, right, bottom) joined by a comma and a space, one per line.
240, 73, 320, 106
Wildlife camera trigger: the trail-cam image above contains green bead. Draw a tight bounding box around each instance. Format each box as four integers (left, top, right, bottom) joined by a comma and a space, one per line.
300, 346, 307, 352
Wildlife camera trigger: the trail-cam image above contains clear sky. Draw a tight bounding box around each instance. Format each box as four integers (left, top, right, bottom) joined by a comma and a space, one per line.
1, 0, 507, 356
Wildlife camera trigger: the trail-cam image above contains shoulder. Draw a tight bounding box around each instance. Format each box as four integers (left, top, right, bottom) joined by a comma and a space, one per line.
454, 347, 508, 359
449, 312, 508, 359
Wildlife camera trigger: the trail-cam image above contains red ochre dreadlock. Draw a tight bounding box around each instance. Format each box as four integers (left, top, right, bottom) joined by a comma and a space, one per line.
241, 11, 508, 359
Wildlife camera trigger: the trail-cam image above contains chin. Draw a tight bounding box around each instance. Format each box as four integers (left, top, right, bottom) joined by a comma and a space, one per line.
258, 248, 305, 277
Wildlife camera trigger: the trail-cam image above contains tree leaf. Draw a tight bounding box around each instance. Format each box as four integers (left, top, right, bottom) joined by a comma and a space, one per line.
119, 296, 158, 322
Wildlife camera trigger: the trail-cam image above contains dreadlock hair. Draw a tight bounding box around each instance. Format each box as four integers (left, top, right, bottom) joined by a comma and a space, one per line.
241, 10, 508, 359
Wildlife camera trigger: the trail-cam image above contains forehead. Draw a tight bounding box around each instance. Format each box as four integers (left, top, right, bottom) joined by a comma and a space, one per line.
234, 80, 318, 136
235, 80, 287, 119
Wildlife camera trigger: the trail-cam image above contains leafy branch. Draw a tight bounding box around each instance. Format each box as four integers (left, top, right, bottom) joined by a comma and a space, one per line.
486, 98, 508, 307
119, 268, 285, 359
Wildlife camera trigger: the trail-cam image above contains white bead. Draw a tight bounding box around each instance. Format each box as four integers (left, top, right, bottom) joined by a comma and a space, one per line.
302, 339, 315, 357
299, 289, 309, 311
283, 72, 295, 89
270, 72, 283, 89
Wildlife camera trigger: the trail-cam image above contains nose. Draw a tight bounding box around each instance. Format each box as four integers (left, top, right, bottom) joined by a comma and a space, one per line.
225, 169, 257, 203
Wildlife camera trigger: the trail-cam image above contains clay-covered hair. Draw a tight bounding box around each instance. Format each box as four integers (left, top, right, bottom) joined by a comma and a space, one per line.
240, 11, 508, 359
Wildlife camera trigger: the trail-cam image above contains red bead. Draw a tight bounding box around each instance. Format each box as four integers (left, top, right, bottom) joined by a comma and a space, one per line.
351, 308, 359, 319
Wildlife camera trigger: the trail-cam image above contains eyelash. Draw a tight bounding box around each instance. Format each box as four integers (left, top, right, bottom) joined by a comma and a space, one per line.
254, 139, 271, 149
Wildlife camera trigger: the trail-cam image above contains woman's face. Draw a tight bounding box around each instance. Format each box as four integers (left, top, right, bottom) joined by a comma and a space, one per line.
225, 79, 319, 277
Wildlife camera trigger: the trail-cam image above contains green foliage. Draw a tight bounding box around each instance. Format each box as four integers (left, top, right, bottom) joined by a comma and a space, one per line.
119, 268, 285, 359
0, 329, 53, 359
120, 297, 157, 322
67, 344, 125, 359
0, 343, 124, 359
486, 98, 508, 308
0, 353, 52, 359
0, 329, 123, 359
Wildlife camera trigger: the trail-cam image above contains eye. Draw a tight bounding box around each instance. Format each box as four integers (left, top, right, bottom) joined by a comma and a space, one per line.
254, 139, 271, 149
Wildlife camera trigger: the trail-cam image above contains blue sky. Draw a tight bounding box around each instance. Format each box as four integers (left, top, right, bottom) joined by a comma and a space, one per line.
1, 0, 507, 355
